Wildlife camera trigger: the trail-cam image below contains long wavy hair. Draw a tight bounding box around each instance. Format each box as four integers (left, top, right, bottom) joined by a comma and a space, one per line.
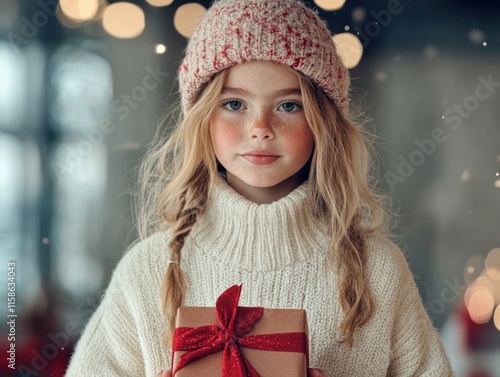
131, 63, 394, 348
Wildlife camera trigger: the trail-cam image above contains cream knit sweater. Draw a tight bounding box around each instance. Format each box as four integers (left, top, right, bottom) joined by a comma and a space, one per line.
65, 174, 453, 377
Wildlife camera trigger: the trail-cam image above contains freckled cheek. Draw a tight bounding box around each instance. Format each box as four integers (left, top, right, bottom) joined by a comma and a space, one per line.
280, 126, 315, 157
211, 121, 243, 154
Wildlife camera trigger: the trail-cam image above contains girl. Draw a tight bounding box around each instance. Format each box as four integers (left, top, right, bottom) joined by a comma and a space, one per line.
65, 0, 454, 376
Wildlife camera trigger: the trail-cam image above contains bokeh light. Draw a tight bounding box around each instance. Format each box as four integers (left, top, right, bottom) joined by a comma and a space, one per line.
60, 0, 99, 22
468, 28, 485, 44
424, 45, 438, 59
102, 2, 145, 39
494, 305, 500, 331
465, 273, 495, 311
464, 255, 485, 285
461, 169, 470, 181
352, 7, 367, 23
467, 289, 495, 324
155, 44, 167, 54
146, 0, 174, 6
475, 275, 495, 296
92, 0, 109, 21
333, 33, 363, 69
56, 5, 84, 29
174, 3, 206, 38
314, 0, 346, 11
485, 248, 500, 280
375, 72, 387, 82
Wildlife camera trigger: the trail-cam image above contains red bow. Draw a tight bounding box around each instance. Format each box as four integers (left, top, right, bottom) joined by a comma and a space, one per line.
172, 284, 308, 376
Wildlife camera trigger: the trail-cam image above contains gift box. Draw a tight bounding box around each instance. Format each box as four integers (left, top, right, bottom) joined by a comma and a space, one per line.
171, 284, 309, 377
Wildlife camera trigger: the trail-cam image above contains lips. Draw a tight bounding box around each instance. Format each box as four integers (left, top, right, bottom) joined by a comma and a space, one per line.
242, 149, 280, 157
241, 150, 280, 165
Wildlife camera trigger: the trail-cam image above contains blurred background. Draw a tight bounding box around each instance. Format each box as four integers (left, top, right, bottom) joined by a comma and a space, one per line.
0, 0, 499, 376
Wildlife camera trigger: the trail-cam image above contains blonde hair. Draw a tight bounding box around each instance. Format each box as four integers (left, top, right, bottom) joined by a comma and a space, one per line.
131, 64, 394, 348
297, 71, 393, 346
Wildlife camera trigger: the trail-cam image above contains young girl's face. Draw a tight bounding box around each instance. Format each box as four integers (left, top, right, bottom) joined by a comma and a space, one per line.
210, 60, 314, 203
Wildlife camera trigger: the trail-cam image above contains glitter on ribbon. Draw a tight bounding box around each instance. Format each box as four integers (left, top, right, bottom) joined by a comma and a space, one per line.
172, 284, 309, 376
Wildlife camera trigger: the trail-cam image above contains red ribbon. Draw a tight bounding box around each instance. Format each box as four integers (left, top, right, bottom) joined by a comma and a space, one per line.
172, 284, 308, 376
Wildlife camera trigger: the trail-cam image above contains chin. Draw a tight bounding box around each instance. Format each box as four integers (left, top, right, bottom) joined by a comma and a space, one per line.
244, 179, 278, 188
235, 174, 283, 189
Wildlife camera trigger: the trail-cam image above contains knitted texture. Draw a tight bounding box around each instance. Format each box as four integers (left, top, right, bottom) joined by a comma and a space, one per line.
65, 175, 454, 376
178, 0, 350, 116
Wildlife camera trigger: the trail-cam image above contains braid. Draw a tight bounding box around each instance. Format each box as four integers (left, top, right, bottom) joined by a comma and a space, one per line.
337, 214, 375, 347
161, 165, 209, 346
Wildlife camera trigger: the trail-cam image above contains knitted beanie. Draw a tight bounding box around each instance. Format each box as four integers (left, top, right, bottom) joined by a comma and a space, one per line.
178, 0, 350, 117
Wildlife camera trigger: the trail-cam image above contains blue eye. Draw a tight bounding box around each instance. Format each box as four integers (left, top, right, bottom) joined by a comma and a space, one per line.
279, 102, 301, 112
223, 100, 244, 111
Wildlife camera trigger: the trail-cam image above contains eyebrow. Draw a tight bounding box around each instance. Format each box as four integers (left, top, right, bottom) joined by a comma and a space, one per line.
221, 86, 302, 98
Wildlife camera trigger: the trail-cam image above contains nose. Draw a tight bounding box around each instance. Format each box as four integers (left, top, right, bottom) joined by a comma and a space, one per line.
248, 112, 275, 140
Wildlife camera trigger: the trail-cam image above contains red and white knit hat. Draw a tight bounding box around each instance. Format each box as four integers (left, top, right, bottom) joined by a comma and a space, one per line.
178, 0, 350, 116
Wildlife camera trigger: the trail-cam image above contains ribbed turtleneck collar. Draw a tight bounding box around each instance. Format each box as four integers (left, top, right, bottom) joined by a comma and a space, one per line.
190, 174, 330, 271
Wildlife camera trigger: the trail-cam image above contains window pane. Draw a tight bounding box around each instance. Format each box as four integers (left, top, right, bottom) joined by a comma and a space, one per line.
0, 133, 42, 318
49, 45, 112, 133
0, 42, 25, 131
50, 139, 107, 297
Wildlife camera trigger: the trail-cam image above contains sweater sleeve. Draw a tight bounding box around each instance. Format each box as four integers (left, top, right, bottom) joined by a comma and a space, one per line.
66, 234, 172, 377
65, 245, 147, 376
386, 242, 454, 377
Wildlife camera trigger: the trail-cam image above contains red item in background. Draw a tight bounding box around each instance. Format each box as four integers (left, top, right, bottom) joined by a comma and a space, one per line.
1, 335, 74, 377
